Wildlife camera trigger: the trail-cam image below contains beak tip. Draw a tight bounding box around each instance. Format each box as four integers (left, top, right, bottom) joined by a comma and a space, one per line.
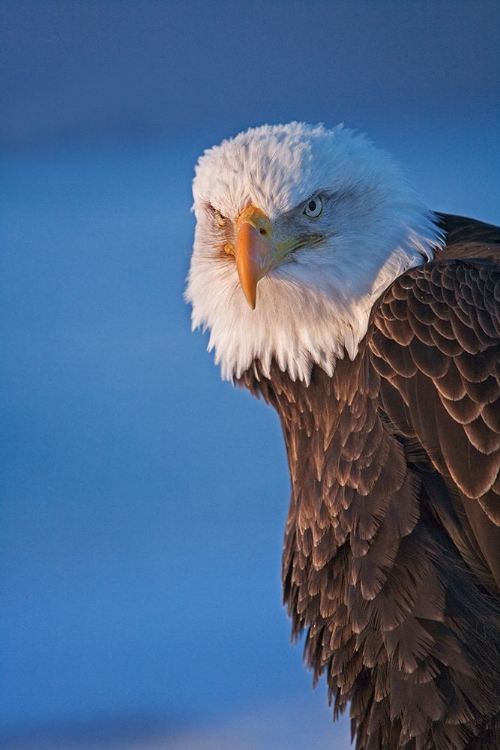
242, 288, 257, 309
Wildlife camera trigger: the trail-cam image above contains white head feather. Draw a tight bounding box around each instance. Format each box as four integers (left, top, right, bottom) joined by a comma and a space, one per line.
186, 122, 443, 384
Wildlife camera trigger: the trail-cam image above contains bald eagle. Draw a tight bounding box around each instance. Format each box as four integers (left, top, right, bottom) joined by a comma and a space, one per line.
186, 123, 500, 750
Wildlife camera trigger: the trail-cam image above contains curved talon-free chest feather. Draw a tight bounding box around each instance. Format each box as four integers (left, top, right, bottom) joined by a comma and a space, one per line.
187, 123, 500, 749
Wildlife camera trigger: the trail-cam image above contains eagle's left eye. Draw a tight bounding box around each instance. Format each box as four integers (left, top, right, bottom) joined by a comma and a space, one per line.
303, 196, 323, 218
211, 208, 227, 228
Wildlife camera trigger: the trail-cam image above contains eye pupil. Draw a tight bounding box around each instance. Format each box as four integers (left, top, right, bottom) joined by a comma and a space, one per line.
304, 196, 322, 217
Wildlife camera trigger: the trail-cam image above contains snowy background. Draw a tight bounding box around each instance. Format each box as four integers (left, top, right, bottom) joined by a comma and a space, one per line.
1, 2, 499, 748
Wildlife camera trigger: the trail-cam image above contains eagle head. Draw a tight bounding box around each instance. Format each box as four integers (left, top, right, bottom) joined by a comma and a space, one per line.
186, 122, 442, 383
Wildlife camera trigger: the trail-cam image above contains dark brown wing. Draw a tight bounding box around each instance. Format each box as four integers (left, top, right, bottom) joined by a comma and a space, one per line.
435, 213, 500, 261
363, 228, 500, 747
369, 256, 500, 587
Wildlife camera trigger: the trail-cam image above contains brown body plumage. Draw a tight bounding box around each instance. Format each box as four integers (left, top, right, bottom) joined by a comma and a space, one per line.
238, 215, 500, 749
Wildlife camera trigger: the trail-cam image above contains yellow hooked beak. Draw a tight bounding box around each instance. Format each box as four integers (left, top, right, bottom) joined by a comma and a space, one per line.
234, 206, 275, 309
231, 204, 321, 308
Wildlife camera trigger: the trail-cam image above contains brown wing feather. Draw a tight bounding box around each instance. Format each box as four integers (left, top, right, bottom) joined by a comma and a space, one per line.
370, 257, 500, 585
435, 213, 500, 262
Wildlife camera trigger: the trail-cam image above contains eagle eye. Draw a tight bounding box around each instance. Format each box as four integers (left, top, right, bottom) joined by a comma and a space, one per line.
209, 206, 227, 228
303, 196, 323, 218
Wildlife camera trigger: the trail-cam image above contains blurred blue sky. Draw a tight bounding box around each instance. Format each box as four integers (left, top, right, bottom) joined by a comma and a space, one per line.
1, 2, 499, 748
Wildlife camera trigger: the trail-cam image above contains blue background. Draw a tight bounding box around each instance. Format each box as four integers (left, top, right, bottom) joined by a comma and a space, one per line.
1, 2, 499, 748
